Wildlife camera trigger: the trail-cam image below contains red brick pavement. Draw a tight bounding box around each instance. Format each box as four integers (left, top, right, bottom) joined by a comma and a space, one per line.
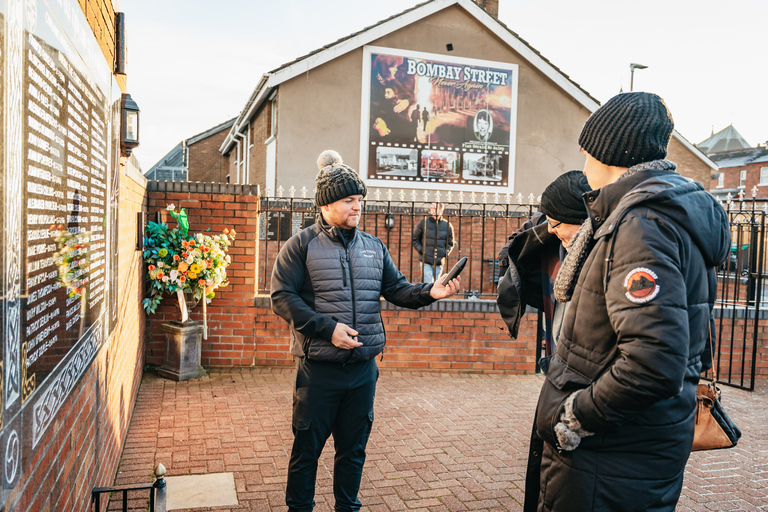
111, 369, 768, 511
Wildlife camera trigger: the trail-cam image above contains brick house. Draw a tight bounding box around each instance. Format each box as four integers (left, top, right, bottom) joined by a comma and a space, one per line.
146, 117, 235, 182
218, 0, 716, 198
709, 145, 768, 200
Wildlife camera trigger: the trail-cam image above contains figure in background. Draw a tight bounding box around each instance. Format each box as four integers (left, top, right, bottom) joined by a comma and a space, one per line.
413, 202, 455, 283
271, 150, 460, 512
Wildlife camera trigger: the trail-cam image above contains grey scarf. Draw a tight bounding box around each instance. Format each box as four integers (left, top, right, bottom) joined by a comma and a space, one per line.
554, 218, 594, 303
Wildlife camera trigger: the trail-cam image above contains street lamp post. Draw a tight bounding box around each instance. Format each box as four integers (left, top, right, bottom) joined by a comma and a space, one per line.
629, 63, 648, 91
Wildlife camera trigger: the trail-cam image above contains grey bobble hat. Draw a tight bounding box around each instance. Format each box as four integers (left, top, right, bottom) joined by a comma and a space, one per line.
578, 92, 674, 168
315, 150, 367, 206
539, 170, 592, 225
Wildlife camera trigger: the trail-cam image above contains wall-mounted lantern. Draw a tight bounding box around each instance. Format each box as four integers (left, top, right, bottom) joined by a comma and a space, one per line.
384, 213, 395, 230
120, 93, 140, 156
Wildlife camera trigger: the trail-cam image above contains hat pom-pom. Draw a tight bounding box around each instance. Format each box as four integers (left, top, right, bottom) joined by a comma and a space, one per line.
317, 150, 342, 170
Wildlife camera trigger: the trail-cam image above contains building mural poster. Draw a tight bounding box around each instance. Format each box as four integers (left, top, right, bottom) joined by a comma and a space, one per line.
361, 46, 518, 193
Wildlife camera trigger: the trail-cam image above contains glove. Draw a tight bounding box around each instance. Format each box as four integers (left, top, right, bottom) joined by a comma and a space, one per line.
554, 390, 594, 451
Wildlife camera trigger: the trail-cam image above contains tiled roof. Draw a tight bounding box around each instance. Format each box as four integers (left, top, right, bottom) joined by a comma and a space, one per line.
708, 146, 768, 169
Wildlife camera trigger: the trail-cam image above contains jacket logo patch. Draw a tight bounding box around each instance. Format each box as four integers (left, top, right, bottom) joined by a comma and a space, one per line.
359, 249, 376, 258
623, 267, 660, 303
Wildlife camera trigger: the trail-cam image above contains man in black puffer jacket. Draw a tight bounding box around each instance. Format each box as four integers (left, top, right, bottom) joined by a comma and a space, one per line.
271, 150, 460, 512
413, 202, 455, 282
534, 92, 730, 512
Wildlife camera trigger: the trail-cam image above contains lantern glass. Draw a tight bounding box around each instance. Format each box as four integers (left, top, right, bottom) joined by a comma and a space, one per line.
125, 110, 138, 142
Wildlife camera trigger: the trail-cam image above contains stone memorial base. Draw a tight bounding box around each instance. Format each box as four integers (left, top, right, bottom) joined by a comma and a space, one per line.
158, 321, 207, 381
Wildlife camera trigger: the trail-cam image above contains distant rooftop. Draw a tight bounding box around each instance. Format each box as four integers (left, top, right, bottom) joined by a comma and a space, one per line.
145, 117, 236, 181
696, 125, 751, 154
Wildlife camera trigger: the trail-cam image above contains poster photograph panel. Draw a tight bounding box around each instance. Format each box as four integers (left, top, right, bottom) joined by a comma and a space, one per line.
361, 46, 518, 193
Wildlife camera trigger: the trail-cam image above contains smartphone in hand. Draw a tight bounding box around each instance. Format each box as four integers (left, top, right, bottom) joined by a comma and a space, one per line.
441, 257, 468, 286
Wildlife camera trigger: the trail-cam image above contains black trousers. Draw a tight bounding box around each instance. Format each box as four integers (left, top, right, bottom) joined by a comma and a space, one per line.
286, 357, 378, 512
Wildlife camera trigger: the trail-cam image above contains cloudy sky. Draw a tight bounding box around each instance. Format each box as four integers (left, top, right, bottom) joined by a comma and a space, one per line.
122, 0, 768, 171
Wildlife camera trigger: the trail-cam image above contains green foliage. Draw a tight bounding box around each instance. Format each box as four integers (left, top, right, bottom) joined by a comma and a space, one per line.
142, 204, 236, 317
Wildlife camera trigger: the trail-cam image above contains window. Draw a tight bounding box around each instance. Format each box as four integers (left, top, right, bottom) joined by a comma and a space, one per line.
740, 170, 747, 187
761, 167, 768, 185
717, 173, 724, 188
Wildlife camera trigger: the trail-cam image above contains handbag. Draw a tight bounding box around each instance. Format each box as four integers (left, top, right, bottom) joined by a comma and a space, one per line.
692, 323, 742, 451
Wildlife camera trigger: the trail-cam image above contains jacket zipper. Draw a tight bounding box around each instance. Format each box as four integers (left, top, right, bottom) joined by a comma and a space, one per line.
346, 246, 356, 329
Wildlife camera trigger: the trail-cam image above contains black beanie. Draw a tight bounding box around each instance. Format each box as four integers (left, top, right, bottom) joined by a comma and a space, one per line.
539, 170, 592, 225
579, 92, 674, 168
314, 150, 367, 206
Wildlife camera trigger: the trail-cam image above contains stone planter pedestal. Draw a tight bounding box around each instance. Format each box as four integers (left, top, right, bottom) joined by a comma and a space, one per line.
158, 321, 207, 381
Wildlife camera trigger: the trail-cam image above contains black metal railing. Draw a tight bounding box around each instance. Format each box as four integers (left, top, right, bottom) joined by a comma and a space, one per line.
92, 463, 166, 512
256, 192, 766, 388
256, 194, 537, 299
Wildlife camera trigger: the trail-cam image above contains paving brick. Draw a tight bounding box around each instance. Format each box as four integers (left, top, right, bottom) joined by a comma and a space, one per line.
112, 370, 768, 511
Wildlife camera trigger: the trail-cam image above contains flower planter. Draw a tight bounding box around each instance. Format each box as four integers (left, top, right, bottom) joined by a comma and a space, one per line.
158, 320, 207, 381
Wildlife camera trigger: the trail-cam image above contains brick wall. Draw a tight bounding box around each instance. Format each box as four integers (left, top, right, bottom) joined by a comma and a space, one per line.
6, 162, 148, 511
248, 98, 272, 187
711, 162, 768, 194
225, 94, 272, 187
188, 130, 231, 183
667, 137, 714, 188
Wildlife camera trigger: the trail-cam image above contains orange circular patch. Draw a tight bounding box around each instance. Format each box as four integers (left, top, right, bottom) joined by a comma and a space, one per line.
623, 267, 660, 303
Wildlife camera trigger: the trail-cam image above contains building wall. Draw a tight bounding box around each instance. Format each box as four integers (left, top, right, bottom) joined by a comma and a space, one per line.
667, 137, 714, 187
224, 98, 272, 186
248, 96, 272, 188
274, 5, 591, 198
188, 130, 231, 183
0, 1, 150, 510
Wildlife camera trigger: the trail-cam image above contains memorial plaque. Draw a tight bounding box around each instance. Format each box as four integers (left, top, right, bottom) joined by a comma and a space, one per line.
0, 0, 121, 503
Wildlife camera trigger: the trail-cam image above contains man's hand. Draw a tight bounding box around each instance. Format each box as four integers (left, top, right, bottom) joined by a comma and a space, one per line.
430, 275, 460, 299
331, 322, 363, 350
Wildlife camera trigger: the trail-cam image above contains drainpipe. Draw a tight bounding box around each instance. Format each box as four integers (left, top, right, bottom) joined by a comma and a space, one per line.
235, 131, 247, 184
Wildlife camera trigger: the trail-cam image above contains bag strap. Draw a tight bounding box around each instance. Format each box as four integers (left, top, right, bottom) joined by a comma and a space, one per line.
708, 321, 717, 382
707, 318, 721, 400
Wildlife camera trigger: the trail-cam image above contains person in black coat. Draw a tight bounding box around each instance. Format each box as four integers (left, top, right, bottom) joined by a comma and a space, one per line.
412, 202, 455, 283
534, 93, 730, 512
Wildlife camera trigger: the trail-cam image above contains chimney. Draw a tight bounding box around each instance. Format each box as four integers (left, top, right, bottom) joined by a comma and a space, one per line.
474, 0, 499, 18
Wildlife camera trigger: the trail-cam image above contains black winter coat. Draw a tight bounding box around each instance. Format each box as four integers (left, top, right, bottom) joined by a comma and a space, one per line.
535, 163, 730, 512
413, 216, 455, 265
271, 216, 435, 363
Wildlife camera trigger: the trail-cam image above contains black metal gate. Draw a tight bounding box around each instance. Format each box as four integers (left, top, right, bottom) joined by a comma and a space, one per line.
712, 198, 765, 391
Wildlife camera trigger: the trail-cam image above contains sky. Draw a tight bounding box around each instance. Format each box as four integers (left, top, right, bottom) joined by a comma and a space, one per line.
122, 0, 768, 171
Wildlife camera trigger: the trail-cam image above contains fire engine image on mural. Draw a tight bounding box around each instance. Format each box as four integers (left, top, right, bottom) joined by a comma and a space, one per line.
364, 47, 516, 190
